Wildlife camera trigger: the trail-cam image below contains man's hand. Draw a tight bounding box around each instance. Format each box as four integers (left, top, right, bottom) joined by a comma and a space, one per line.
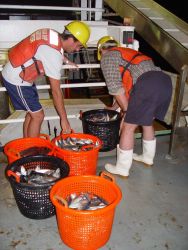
60, 118, 72, 134
64, 56, 78, 70
67, 60, 79, 70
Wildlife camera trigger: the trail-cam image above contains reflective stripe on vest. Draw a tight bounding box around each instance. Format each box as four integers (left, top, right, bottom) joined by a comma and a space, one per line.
8, 29, 63, 67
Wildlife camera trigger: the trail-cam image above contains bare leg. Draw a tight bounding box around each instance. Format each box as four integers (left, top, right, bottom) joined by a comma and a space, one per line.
142, 125, 155, 140
23, 112, 31, 137
24, 109, 44, 137
119, 122, 138, 150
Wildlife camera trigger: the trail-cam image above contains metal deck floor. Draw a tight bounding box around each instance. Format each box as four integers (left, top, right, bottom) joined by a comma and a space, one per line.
0, 132, 188, 250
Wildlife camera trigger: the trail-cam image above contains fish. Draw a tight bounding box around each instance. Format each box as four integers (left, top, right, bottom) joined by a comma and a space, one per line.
86, 113, 118, 123
65, 192, 109, 211
68, 194, 90, 210
55, 137, 98, 151
18, 165, 60, 185
26, 172, 58, 185
87, 194, 109, 210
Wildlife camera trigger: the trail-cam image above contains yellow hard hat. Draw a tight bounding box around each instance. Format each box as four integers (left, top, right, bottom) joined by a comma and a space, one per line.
65, 21, 90, 48
97, 36, 119, 60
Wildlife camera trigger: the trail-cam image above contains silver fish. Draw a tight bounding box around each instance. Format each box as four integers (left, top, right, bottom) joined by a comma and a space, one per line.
86, 113, 118, 123
19, 166, 60, 185
56, 137, 96, 151
66, 192, 109, 211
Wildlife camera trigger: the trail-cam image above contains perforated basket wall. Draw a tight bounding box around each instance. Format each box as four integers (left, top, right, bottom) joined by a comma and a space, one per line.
81, 109, 121, 152
50, 173, 122, 250
5, 155, 69, 219
52, 133, 102, 176
4, 134, 55, 164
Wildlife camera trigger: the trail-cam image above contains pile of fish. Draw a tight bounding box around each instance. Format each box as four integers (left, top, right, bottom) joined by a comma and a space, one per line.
85, 113, 118, 123
55, 137, 99, 151
15, 165, 60, 185
62, 192, 109, 211
20, 146, 51, 157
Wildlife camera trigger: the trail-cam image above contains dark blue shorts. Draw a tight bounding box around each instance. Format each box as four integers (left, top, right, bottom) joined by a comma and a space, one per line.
2, 78, 42, 112
125, 71, 172, 126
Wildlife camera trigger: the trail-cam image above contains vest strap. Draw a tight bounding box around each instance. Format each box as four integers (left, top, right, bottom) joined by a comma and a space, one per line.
20, 65, 25, 83
121, 53, 141, 77
32, 56, 41, 75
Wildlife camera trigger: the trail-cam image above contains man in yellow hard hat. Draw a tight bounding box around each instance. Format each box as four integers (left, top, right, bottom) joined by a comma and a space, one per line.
97, 36, 172, 178
2, 21, 90, 137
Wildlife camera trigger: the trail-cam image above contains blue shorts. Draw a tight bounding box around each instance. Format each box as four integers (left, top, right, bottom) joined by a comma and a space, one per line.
2, 78, 42, 112
125, 71, 172, 126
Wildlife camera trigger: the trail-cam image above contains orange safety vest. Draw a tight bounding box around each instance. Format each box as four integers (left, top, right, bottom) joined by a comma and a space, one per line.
8, 29, 63, 83
109, 47, 151, 99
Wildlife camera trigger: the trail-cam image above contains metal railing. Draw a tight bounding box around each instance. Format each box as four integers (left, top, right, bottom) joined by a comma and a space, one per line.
0, 2, 104, 22
0, 63, 105, 125
0, 2, 106, 129
0, 4, 104, 14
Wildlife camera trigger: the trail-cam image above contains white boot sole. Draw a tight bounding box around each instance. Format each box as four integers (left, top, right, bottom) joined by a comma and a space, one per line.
133, 158, 153, 167
105, 164, 129, 178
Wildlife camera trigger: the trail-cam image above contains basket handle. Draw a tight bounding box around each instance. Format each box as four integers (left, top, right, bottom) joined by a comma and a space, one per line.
7, 170, 20, 183
96, 139, 103, 150
47, 143, 56, 156
81, 139, 103, 151
51, 148, 57, 157
48, 149, 56, 156
54, 195, 68, 208
100, 171, 115, 183
81, 144, 95, 151
7, 148, 21, 158
79, 110, 83, 120
39, 134, 50, 141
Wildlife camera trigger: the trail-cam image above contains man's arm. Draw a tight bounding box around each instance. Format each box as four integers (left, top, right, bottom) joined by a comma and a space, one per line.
115, 93, 128, 112
115, 93, 128, 132
49, 77, 71, 133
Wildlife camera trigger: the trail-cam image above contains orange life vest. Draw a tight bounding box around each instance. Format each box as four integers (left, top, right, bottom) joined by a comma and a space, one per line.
109, 47, 151, 99
8, 29, 63, 82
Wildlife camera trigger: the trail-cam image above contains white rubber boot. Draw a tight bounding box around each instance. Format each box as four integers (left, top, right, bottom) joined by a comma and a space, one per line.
105, 147, 133, 178
133, 138, 156, 166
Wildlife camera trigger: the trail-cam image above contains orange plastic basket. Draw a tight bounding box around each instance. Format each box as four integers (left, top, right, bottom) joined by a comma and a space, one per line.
51, 133, 102, 176
4, 134, 55, 164
50, 172, 122, 250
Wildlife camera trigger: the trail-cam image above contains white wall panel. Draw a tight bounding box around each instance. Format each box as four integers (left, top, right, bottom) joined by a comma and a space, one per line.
0, 20, 109, 48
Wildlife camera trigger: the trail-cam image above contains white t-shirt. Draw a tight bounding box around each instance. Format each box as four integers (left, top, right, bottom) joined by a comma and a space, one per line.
2, 45, 64, 86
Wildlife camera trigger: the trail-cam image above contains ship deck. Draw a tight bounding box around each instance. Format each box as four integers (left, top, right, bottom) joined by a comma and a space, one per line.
0, 126, 188, 250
